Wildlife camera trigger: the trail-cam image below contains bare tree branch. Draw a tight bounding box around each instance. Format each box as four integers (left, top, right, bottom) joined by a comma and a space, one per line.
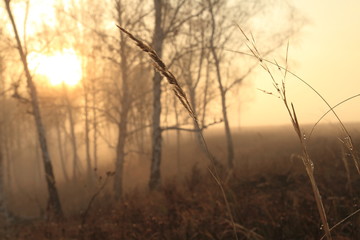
162, 119, 223, 132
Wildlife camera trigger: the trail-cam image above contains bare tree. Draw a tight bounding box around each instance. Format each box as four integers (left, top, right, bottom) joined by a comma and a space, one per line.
206, 0, 301, 169
4, 0, 63, 220
173, 15, 217, 151
62, 84, 82, 179
207, 0, 235, 168
83, 79, 93, 178
55, 116, 70, 182
149, 0, 205, 190
102, 0, 150, 200
112, 0, 132, 200
149, 0, 164, 190
58, 0, 152, 199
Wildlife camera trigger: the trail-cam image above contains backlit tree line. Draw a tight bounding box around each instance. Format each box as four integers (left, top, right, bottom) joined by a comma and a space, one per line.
0, 0, 302, 219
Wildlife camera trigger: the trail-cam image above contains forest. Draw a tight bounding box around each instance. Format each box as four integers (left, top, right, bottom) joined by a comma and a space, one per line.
0, 0, 359, 239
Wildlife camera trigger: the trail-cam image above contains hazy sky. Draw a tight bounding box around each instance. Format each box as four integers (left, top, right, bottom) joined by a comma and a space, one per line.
239, 0, 360, 128
3, 0, 360, 129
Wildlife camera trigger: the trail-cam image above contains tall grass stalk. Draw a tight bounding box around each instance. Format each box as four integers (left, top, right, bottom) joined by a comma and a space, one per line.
238, 27, 333, 240
309, 93, 360, 139
320, 208, 360, 240
341, 146, 353, 196
226, 45, 360, 176
117, 25, 263, 240
228, 24, 360, 178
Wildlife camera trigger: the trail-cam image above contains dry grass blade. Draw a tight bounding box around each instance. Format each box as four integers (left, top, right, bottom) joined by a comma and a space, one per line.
320, 208, 360, 240
309, 93, 360, 175
116, 25, 196, 121
309, 93, 360, 138
223, 220, 264, 240
284, 40, 289, 79
225, 47, 353, 137
237, 26, 333, 240
227, 47, 360, 178
226, 45, 360, 176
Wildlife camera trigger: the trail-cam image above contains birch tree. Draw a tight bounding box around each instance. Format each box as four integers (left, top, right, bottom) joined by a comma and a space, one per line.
206, 0, 301, 169
4, 0, 63, 220
108, 0, 149, 200
149, 0, 164, 190
62, 84, 82, 179
113, 0, 133, 200
149, 0, 205, 190
207, 0, 235, 168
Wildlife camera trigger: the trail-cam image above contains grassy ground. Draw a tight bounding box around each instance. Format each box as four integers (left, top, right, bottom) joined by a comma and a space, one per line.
1, 124, 360, 240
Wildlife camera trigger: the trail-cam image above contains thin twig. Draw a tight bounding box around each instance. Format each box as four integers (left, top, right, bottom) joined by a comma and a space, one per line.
80, 172, 114, 226
162, 119, 223, 132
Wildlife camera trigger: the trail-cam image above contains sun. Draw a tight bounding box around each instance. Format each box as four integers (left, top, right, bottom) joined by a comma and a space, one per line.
28, 49, 82, 87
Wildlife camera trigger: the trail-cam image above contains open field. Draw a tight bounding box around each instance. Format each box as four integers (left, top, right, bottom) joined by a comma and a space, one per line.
1, 123, 359, 239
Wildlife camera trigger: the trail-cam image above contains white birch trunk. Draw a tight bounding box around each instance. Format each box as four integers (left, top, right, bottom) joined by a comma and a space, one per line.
4, 0, 63, 220
149, 0, 164, 190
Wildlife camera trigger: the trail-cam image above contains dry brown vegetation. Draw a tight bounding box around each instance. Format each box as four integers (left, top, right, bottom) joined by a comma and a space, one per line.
1, 1, 358, 239
1, 125, 360, 240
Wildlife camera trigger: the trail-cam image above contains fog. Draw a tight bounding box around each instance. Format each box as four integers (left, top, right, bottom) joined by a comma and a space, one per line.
0, 0, 359, 239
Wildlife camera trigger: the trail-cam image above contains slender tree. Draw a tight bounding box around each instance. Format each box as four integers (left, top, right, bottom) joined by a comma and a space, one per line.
4, 0, 63, 220
66, 0, 150, 199
112, 0, 132, 200
149, 0, 205, 190
55, 117, 70, 182
206, 0, 301, 169
207, 0, 235, 168
62, 84, 82, 179
149, 0, 164, 190
174, 16, 214, 150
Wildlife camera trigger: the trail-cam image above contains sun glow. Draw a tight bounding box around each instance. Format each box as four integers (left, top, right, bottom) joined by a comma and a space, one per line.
28, 49, 82, 87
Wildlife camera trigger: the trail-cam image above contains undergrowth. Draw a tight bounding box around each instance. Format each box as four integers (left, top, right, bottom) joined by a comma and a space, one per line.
5, 142, 360, 240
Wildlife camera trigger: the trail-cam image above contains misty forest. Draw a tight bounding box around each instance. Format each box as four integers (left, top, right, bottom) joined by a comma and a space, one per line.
0, 0, 359, 239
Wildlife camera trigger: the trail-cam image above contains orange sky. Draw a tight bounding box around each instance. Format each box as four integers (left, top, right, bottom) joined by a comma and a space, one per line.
238, 0, 360, 128
3, 0, 360, 130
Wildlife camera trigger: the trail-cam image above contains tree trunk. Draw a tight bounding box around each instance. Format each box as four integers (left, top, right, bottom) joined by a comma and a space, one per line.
201, 59, 210, 127
208, 1, 234, 169
212, 49, 234, 169
114, 118, 127, 200
5, 0, 63, 220
173, 96, 181, 177
84, 85, 93, 180
4, 132, 12, 200
63, 84, 81, 179
0, 139, 10, 219
0, 54, 5, 216
0, 134, 6, 216
92, 84, 98, 170
113, 0, 130, 200
56, 121, 69, 182
149, 0, 164, 190
221, 89, 234, 168
188, 87, 205, 149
